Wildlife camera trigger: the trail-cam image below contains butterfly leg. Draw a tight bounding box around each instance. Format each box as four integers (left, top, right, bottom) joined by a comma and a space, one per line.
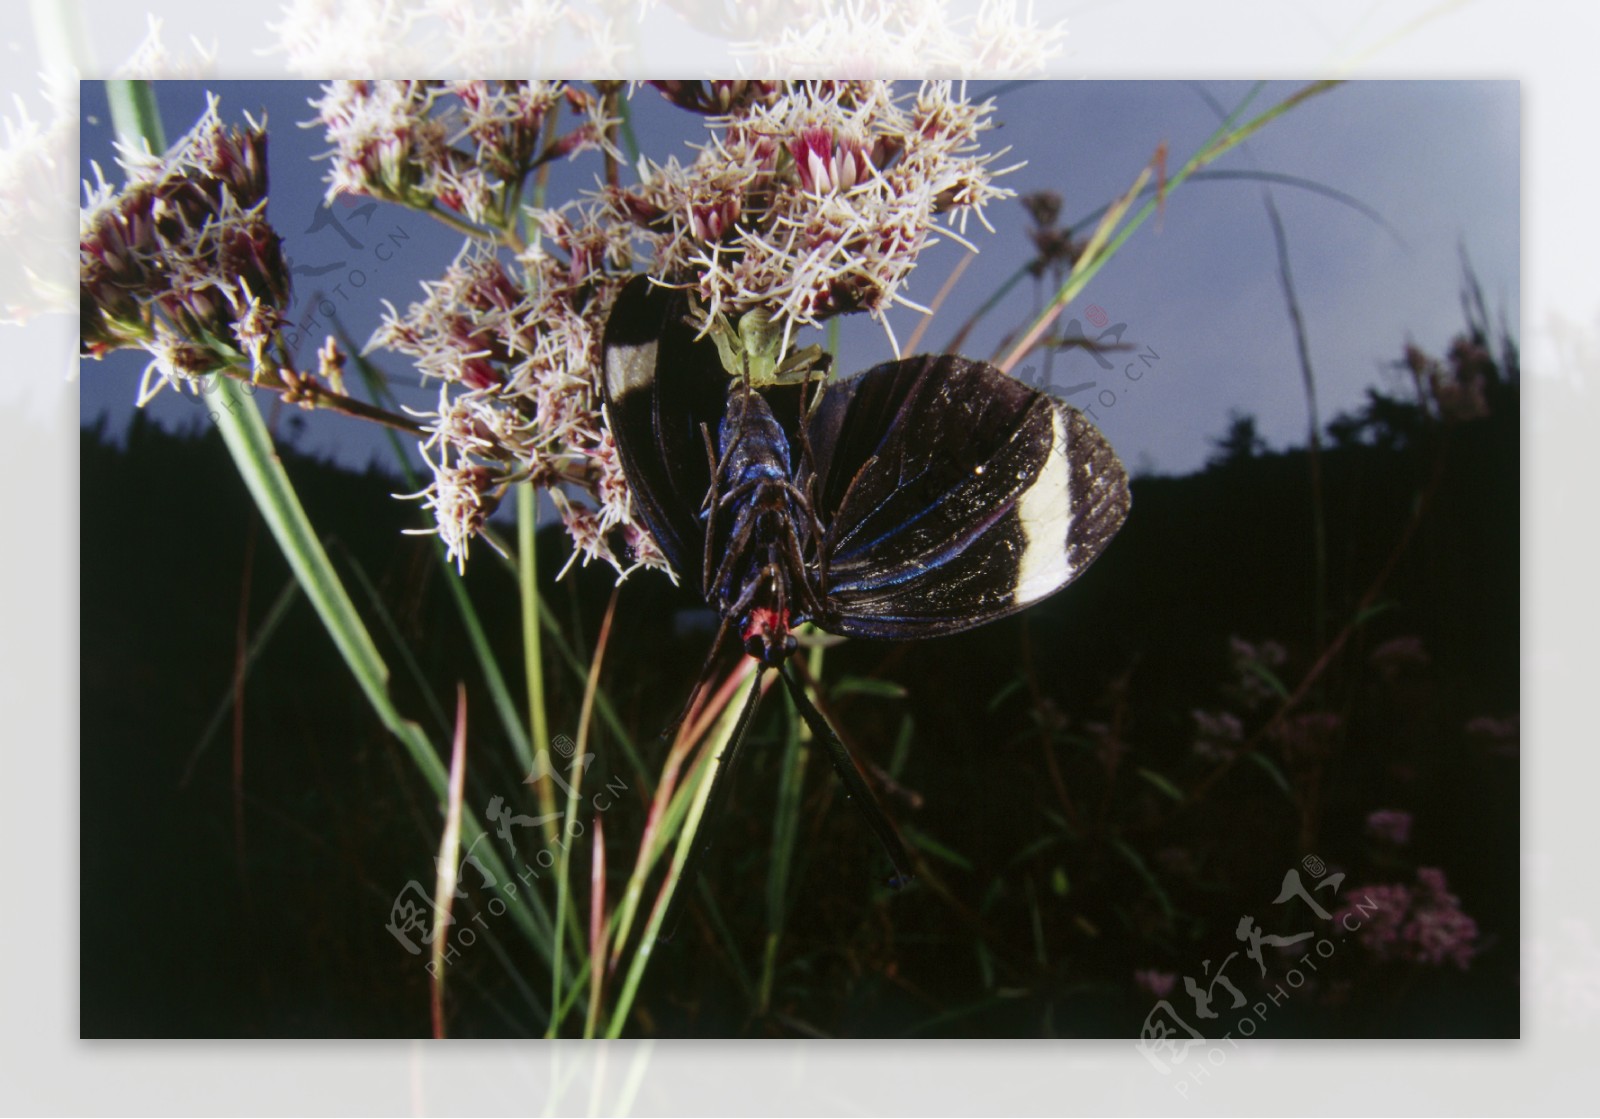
706, 499, 762, 609
699, 422, 719, 599
791, 377, 823, 479
701, 438, 768, 602
779, 663, 915, 888
819, 452, 881, 561
777, 510, 825, 619
802, 484, 830, 597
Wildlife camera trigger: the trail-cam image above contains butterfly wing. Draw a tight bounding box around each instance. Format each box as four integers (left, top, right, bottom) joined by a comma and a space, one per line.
807, 354, 1130, 639
600, 275, 730, 586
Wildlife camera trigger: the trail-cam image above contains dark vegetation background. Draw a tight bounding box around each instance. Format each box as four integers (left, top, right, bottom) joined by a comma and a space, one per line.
80, 322, 1518, 1039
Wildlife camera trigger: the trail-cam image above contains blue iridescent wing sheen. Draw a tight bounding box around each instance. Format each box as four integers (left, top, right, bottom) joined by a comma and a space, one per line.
804, 354, 1130, 639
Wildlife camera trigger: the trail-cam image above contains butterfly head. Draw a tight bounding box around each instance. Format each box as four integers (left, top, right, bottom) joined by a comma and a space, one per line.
741, 604, 797, 667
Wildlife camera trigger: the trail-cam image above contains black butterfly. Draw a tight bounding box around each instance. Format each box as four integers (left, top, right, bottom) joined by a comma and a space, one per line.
600, 275, 1130, 925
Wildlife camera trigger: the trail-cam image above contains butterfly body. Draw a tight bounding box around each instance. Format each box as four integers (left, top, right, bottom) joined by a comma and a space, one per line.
703, 383, 818, 666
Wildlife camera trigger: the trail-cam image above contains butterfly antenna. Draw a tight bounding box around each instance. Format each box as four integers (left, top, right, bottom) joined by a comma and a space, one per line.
779, 663, 916, 888
659, 668, 768, 943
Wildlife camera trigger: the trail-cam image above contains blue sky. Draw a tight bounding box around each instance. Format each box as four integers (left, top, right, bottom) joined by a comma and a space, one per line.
79, 80, 1520, 477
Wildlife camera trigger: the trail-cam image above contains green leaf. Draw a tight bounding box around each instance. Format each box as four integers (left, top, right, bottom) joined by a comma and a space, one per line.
986, 678, 1026, 712
1050, 866, 1070, 897
830, 675, 909, 701
1244, 659, 1291, 700
1110, 838, 1174, 920
1247, 751, 1295, 800
903, 825, 973, 873
1008, 832, 1064, 867
1352, 600, 1399, 627
888, 713, 914, 781
1136, 766, 1186, 803
206, 377, 557, 970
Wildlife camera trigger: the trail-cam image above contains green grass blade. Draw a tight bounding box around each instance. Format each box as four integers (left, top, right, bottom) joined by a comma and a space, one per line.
548, 592, 618, 1036
761, 682, 808, 1014
430, 689, 470, 1037
903, 824, 973, 873
1136, 766, 1186, 804
1247, 751, 1295, 800
760, 633, 820, 1014
344, 337, 534, 771
111, 80, 559, 1028
210, 385, 395, 712
477, 534, 653, 793
181, 572, 302, 785
1000, 81, 1339, 371
210, 379, 557, 960
1110, 837, 1175, 921
335, 542, 453, 737
105, 79, 166, 152
605, 669, 761, 1037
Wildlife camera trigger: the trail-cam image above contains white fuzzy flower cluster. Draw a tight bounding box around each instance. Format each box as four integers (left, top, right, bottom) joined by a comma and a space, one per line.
370, 237, 650, 575
268, 0, 1062, 78
79, 96, 290, 405
594, 80, 1015, 351
730, 0, 1067, 78
312, 81, 448, 209
358, 80, 1013, 577
0, 89, 76, 325
271, 0, 628, 77
311, 80, 614, 229
113, 15, 218, 79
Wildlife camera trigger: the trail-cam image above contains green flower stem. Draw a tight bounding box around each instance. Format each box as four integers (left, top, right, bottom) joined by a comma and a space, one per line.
106, 79, 166, 153
423, 200, 511, 247
548, 592, 618, 1037
519, 482, 559, 840
477, 531, 653, 793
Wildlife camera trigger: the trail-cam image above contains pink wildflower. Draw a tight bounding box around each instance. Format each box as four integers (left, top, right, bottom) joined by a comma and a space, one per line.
1364, 809, 1413, 847
1133, 969, 1177, 1000
1335, 868, 1478, 970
